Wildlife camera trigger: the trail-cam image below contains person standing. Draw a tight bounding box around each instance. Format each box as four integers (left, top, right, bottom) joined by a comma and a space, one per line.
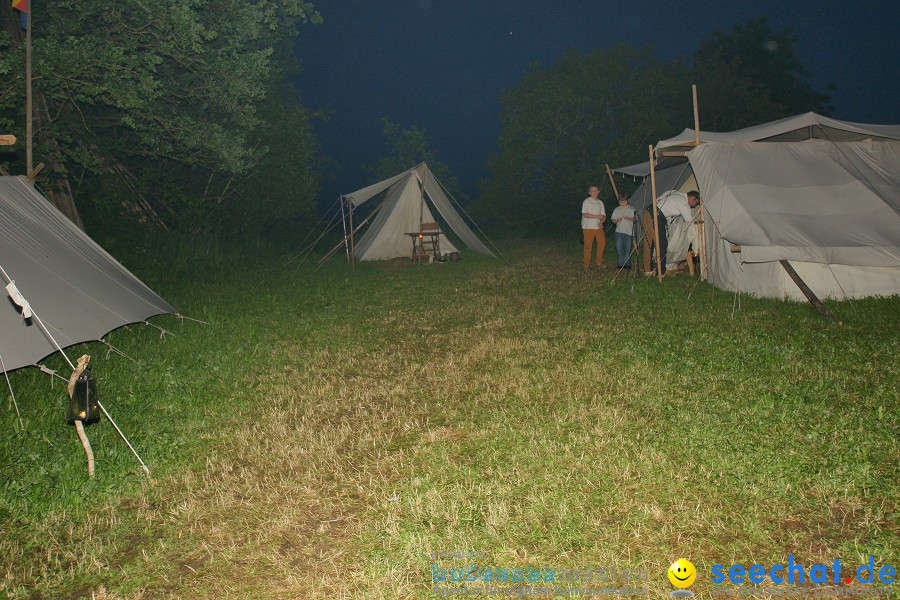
611, 193, 636, 269
581, 185, 606, 270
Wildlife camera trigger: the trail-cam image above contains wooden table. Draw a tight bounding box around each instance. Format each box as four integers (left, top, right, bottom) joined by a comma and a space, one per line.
404, 231, 442, 261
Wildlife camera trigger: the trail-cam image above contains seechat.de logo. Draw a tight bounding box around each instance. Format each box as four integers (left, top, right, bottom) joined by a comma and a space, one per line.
711, 556, 895, 586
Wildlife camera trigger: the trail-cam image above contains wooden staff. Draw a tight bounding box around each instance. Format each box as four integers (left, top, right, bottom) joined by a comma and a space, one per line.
691, 83, 708, 280
604, 164, 620, 199
349, 197, 355, 270
649, 145, 663, 282
340, 196, 350, 262
68, 356, 94, 477
25, 10, 32, 176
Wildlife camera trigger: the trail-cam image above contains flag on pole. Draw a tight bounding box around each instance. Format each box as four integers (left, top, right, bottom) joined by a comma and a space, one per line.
11, 0, 28, 13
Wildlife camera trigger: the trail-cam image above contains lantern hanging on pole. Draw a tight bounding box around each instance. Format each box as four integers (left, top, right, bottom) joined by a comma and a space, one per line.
67, 365, 101, 426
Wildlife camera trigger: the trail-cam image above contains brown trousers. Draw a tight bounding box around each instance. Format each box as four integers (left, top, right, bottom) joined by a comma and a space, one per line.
583, 228, 606, 266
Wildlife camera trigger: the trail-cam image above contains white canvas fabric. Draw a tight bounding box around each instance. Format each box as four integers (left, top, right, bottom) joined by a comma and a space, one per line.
689, 140, 900, 299
614, 112, 900, 179
347, 163, 495, 261
0, 177, 176, 372
613, 113, 900, 299
659, 112, 900, 151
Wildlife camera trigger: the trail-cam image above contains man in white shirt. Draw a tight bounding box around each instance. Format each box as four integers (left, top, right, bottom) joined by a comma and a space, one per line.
581, 185, 607, 269
644, 190, 700, 275
611, 194, 637, 269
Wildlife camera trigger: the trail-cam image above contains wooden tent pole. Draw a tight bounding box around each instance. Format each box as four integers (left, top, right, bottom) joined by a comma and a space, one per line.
692, 83, 708, 280
604, 164, 620, 199
780, 260, 837, 322
348, 198, 355, 270
340, 196, 350, 262
25, 10, 32, 177
318, 193, 393, 267
692, 84, 700, 145
649, 145, 663, 282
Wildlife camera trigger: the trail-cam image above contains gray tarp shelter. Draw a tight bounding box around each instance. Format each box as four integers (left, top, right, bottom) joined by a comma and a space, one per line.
345, 163, 495, 261
613, 113, 900, 299
1, 176, 176, 373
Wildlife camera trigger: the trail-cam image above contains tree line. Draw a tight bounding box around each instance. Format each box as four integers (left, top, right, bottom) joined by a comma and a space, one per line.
0, 0, 322, 238
472, 18, 832, 233
0, 7, 830, 240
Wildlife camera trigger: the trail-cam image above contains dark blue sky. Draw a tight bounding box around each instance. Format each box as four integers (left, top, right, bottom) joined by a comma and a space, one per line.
294, 0, 900, 199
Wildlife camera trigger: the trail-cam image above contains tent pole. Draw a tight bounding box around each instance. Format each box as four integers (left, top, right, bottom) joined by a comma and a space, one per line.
25, 10, 33, 177
692, 84, 708, 281
318, 193, 393, 268
340, 196, 349, 262
349, 198, 355, 270
780, 260, 837, 322
604, 164, 620, 199
692, 83, 701, 145
649, 145, 663, 282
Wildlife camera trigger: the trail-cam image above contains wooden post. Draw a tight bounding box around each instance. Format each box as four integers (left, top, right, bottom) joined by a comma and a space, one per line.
649, 145, 663, 281
0, 134, 16, 146
348, 198, 355, 270
25, 10, 32, 177
692, 83, 700, 146
691, 84, 708, 280
779, 260, 837, 322
698, 197, 708, 281
340, 196, 350, 262
604, 164, 620, 199
74, 420, 95, 477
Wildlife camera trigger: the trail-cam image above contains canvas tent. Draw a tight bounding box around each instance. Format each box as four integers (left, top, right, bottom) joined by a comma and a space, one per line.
614, 113, 900, 299
343, 163, 495, 261
1, 176, 176, 374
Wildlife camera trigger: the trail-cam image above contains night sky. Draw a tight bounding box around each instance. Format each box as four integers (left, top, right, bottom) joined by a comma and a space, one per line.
294, 1, 900, 199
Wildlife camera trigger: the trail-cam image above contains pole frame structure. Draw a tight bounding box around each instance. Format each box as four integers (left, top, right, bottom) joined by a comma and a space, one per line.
649, 145, 663, 282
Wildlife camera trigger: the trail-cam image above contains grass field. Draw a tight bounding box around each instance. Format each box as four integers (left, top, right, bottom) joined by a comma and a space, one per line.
1, 238, 898, 599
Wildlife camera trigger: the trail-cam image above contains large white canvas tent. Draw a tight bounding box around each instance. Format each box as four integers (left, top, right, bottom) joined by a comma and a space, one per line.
344, 163, 495, 261
614, 113, 900, 299
1, 176, 176, 374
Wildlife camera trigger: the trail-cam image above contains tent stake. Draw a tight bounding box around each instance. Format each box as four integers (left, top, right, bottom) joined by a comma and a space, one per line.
779, 260, 837, 322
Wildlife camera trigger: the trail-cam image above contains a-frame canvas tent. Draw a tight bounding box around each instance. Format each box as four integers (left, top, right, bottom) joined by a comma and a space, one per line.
613, 113, 900, 300
344, 163, 495, 261
1, 176, 176, 374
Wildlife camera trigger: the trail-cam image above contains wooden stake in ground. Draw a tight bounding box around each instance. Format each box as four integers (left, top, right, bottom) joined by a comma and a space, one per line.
779, 260, 837, 322
649, 145, 663, 282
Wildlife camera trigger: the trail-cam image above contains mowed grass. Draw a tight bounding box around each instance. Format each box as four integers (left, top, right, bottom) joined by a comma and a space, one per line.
0, 237, 897, 599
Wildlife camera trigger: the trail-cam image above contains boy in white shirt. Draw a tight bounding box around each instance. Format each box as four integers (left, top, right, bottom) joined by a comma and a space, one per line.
611, 194, 637, 269
581, 185, 606, 269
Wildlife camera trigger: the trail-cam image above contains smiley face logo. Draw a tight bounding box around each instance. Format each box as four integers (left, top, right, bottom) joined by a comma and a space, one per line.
668, 558, 697, 589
